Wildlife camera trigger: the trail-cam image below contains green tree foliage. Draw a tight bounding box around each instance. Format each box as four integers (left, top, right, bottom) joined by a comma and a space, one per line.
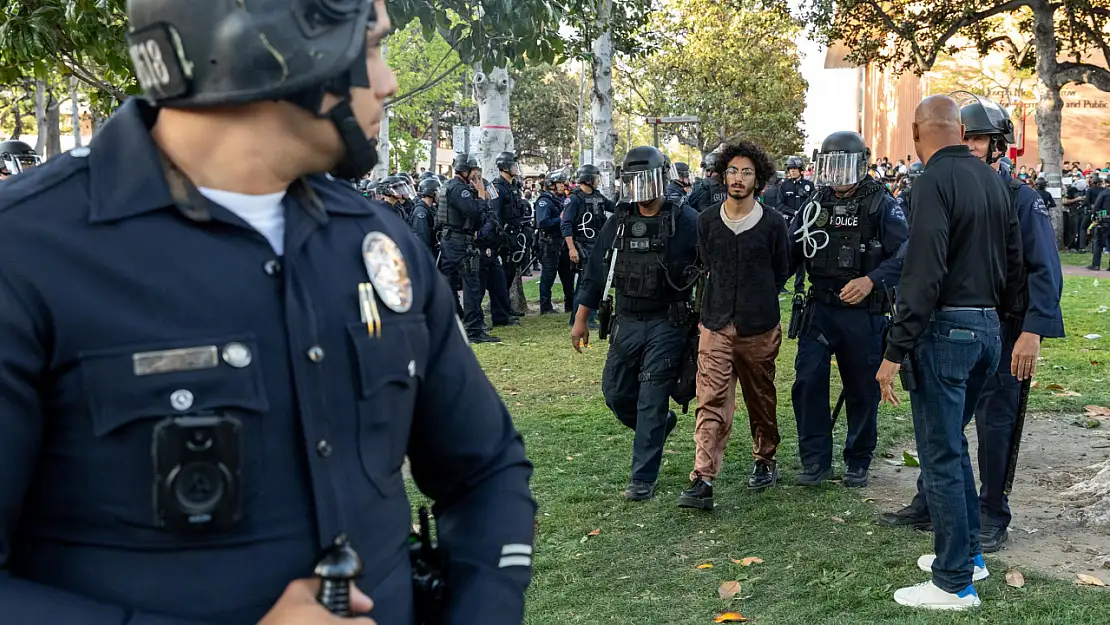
629, 0, 807, 159
509, 64, 578, 169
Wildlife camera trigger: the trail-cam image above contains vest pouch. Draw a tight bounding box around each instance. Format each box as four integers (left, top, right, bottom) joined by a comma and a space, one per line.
832, 231, 861, 270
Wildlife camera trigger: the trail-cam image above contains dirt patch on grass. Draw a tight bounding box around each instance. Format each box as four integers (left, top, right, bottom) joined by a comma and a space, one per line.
867, 413, 1110, 582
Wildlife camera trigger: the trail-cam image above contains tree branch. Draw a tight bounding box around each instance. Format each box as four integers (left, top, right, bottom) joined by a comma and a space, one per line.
1070, 14, 1110, 73
386, 60, 465, 109
1055, 62, 1110, 91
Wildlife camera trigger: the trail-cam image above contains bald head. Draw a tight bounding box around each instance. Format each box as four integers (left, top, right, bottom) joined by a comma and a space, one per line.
912, 95, 965, 165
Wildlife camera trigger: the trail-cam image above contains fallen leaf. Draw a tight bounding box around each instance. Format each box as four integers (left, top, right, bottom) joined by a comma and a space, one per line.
1086, 405, 1110, 417
514, 402, 523, 407
718, 580, 741, 600
1005, 568, 1025, 588
566, 456, 574, 461
830, 516, 846, 524
881, 452, 895, 459
903, 451, 920, 467
663, 449, 677, 454
1076, 573, 1107, 586
1032, 380, 1040, 388
740, 556, 763, 566
713, 612, 747, 623
1093, 361, 1103, 366
1085, 334, 1103, 340
509, 391, 519, 396
1053, 390, 1083, 397
696, 562, 714, 569
1046, 383, 1067, 391
587, 528, 601, 537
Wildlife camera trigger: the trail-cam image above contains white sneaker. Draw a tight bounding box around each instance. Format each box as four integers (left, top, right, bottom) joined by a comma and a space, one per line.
894, 580, 981, 610
917, 554, 989, 581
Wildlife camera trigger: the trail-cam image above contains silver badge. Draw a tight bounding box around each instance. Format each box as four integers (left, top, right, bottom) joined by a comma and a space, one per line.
630, 221, 648, 237
361, 231, 414, 313
170, 389, 194, 411
222, 342, 252, 368
815, 208, 829, 228
486, 248, 492, 257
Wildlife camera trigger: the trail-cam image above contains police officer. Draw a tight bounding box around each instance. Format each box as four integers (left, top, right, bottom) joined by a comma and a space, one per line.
378, 174, 414, 220
898, 161, 924, 219
397, 171, 418, 217
0, 140, 41, 175
0, 3, 537, 624
562, 163, 615, 327
790, 131, 908, 488
667, 161, 692, 199
536, 172, 576, 315
410, 177, 440, 253
1090, 183, 1110, 270
491, 152, 530, 316
687, 152, 727, 212
777, 156, 814, 221
440, 153, 501, 343
880, 95, 1064, 553
571, 146, 699, 501
477, 182, 518, 329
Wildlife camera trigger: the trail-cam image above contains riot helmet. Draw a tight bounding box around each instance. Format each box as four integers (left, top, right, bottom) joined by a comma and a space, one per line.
496, 151, 519, 177
379, 175, 415, 200
419, 170, 435, 180
908, 161, 924, 177
398, 172, 415, 186
125, 0, 384, 179
0, 140, 41, 174
785, 156, 804, 172
545, 171, 568, 192
417, 177, 440, 199
813, 131, 870, 187
452, 153, 479, 174
1035, 176, 1047, 190
673, 161, 691, 184
701, 152, 719, 177
620, 146, 672, 204
576, 163, 600, 188
953, 92, 1014, 164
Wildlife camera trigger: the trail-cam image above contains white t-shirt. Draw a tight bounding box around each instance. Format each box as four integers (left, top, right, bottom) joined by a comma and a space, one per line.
720, 202, 763, 235
198, 187, 287, 255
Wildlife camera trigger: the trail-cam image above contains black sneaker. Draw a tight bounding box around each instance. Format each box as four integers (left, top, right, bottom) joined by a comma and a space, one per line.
493, 318, 520, 327
540, 309, 557, 315
1086, 265, 1100, 271
676, 477, 714, 510
980, 525, 1009, 553
468, 333, 501, 344
796, 464, 833, 486
748, 460, 779, 491
843, 467, 869, 488
878, 504, 932, 531
624, 480, 655, 501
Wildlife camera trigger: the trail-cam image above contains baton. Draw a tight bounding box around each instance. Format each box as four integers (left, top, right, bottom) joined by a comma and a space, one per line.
1002, 377, 1032, 496
830, 388, 846, 428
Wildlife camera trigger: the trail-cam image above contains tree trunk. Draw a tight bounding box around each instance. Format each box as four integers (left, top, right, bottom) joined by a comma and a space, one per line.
590, 0, 617, 199
10, 99, 22, 140
471, 65, 514, 177
33, 79, 47, 155
1061, 458, 1110, 528
373, 42, 391, 179
1031, 2, 1064, 245
45, 94, 62, 159
90, 107, 100, 137
71, 76, 82, 148
428, 104, 440, 174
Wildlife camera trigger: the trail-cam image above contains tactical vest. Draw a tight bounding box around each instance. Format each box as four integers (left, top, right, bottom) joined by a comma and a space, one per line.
572, 189, 606, 242
610, 198, 683, 307
694, 178, 727, 211
807, 184, 886, 283
538, 191, 562, 237
437, 177, 476, 233
493, 177, 524, 227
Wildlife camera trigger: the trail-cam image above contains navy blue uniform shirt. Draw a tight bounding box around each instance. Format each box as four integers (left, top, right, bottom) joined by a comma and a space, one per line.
0, 100, 535, 625
1005, 171, 1065, 338
560, 188, 614, 239
576, 200, 699, 311
534, 191, 562, 236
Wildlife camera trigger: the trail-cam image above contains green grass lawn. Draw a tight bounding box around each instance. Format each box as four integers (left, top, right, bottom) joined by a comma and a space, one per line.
1060, 251, 1096, 268
462, 272, 1110, 624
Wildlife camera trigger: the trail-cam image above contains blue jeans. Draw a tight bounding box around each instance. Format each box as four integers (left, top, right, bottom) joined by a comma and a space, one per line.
909, 309, 1001, 593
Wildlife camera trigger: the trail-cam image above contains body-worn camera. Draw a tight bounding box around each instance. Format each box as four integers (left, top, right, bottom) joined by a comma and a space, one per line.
153, 415, 243, 534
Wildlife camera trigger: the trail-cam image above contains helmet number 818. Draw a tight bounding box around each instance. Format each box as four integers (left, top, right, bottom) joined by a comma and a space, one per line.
130, 40, 171, 89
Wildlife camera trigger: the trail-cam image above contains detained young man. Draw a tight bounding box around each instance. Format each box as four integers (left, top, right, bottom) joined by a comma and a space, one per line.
677, 140, 790, 510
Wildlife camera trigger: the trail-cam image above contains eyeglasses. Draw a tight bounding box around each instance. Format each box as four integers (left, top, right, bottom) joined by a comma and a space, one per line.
725, 167, 756, 179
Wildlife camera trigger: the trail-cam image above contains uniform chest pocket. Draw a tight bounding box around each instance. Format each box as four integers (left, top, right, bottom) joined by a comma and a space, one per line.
78, 336, 269, 530
347, 317, 429, 497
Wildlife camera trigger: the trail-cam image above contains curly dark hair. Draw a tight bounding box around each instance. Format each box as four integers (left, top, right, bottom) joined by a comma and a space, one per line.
712, 138, 776, 196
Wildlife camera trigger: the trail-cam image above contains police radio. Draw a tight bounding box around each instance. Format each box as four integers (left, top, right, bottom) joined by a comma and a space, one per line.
152, 416, 242, 534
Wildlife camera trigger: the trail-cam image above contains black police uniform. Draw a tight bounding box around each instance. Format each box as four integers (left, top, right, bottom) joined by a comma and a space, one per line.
665, 180, 688, 202
687, 176, 727, 213
477, 201, 514, 326
492, 175, 530, 279
0, 99, 536, 625
777, 176, 814, 220
577, 198, 699, 488
561, 187, 614, 324
408, 197, 436, 253
536, 189, 575, 313
1091, 190, 1110, 269
438, 174, 489, 338
789, 178, 908, 478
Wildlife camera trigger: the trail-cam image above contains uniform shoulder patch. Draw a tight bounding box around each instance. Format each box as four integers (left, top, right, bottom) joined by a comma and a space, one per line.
889, 202, 907, 224
563, 197, 572, 207
1032, 197, 1050, 218
461, 189, 471, 199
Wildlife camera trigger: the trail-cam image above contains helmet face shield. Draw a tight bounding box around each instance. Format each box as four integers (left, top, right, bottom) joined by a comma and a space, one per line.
620, 168, 666, 203
813, 152, 867, 187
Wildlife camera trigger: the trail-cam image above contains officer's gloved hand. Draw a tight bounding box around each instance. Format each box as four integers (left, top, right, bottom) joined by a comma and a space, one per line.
256, 579, 375, 625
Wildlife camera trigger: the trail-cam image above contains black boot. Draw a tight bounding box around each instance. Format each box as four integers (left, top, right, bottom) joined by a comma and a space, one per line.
676, 477, 714, 510
842, 467, 869, 488
796, 464, 833, 486
877, 504, 932, 531
624, 480, 655, 502
748, 460, 779, 491
980, 525, 1009, 553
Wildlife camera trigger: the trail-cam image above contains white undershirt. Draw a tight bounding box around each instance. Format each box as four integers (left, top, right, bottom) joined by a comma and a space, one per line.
720, 201, 763, 235
198, 187, 287, 255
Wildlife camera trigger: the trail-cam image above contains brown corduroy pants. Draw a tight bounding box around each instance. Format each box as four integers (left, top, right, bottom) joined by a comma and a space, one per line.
690, 323, 782, 481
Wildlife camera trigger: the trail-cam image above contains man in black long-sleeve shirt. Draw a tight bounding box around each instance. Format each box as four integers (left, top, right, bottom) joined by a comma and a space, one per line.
878, 95, 1023, 611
